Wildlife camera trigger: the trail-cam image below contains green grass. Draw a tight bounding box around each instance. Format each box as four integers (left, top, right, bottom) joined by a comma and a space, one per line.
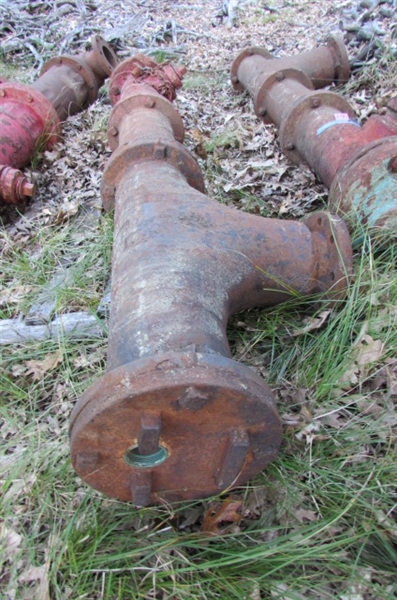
0, 58, 34, 84
204, 128, 241, 154
1, 234, 396, 598
0, 210, 113, 318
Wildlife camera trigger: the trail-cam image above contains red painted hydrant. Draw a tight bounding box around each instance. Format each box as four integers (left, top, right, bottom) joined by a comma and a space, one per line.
69, 56, 353, 506
0, 36, 118, 205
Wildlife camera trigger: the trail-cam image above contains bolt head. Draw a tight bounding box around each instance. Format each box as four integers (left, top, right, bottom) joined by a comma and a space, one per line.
388, 156, 397, 173
231, 76, 239, 85
285, 141, 295, 151
310, 97, 320, 108
258, 107, 266, 116
144, 98, 155, 108
275, 71, 285, 82
109, 125, 118, 137
0, 89, 5, 97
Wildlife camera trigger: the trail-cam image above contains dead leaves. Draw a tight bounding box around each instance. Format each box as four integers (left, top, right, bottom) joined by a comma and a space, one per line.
0, 285, 32, 308
292, 310, 332, 336
338, 334, 385, 389
0, 525, 22, 559
25, 350, 63, 381
201, 498, 242, 535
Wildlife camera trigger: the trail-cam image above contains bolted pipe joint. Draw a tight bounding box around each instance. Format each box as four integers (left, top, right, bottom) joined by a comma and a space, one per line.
230, 34, 350, 123
108, 54, 186, 106
69, 58, 353, 506
34, 35, 119, 121
0, 165, 36, 204
0, 36, 118, 205
232, 37, 397, 240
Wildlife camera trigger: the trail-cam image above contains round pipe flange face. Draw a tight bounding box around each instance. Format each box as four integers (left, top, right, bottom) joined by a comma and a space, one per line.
329, 136, 397, 236
40, 55, 98, 105
107, 94, 184, 151
101, 138, 204, 211
0, 81, 61, 146
254, 67, 314, 125
89, 35, 119, 76
326, 33, 350, 85
230, 46, 273, 91
279, 90, 354, 165
303, 211, 352, 297
69, 351, 282, 505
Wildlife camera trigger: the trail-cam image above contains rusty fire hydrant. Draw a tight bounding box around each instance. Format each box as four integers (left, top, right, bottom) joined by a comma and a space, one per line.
69, 56, 353, 506
0, 36, 118, 205
231, 36, 397, 239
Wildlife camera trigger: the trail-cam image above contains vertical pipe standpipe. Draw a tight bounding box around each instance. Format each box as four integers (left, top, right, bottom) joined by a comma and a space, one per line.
69, 57, 353, 507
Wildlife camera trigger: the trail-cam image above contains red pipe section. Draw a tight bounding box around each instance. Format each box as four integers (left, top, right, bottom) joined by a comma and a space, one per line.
232, 37, 397, 238
0, 36, 118, 205
69, 57, 352, 506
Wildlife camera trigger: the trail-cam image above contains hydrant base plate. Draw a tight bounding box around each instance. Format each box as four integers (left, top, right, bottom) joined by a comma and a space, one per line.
69, 350, 282, 505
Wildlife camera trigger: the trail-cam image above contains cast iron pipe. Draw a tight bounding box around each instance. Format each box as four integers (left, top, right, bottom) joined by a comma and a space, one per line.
232, 38, 397, 238
69, 58, 352, 506
0, 36, 118, 205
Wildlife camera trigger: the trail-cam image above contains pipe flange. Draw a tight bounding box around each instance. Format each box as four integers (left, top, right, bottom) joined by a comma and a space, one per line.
107, 92, 184, 151
0, 164, 36, 204
101, 138, 204, 211
279, 90, 355, 165
254, 67, 314, 125
329, 135, 397, 235
326, 33, 350, 85
0, 81, 61, 146
40, 55, 98, 105
108, 59, 145, 105
89, 35, 119, 77
108, 56, 185, 105
303, 211, 352, 298
230, 46, 273, 92
69, 350, 281, 505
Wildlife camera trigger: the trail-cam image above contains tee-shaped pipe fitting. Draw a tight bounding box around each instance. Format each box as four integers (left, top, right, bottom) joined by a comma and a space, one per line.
232, 37, 397, 239
0, 36, 118, 205
69, 58, 352, 506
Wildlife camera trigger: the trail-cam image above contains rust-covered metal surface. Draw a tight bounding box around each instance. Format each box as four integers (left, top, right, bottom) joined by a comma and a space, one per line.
232, 37, 397, 237
69, 57, 353, 506
34, 35, 118, 121
231, 34, 349, 121
0, 36, 118, 205
0, 165, 35, 205
108, 53, 186, 106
